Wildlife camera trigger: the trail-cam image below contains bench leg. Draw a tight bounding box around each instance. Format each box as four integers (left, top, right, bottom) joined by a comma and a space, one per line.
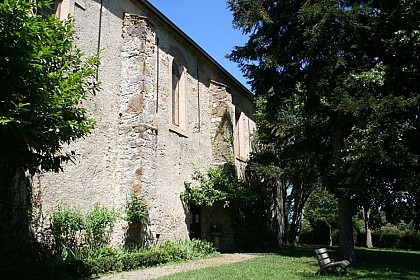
316, 267, 347, 277
316, 268, 329, 276
337, 267, 347, 277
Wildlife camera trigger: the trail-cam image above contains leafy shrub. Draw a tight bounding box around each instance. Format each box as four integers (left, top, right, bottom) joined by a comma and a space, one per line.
355, 225, 420, 249
46, 207, 216, 276
49, 204, 117, 258
182, 167, 240, 207
400, 234, 420, 250
188, 239, 216, 256
81, 240, 217, 276
84, 255, 123, 275
121, 251, 149, 270
84, 204, 118, 248
50, 205, 84, 257
125, 194, 149, 225
380, 233, 401, 248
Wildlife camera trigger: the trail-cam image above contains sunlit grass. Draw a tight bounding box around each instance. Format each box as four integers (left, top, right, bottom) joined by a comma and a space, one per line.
158, 246, 420, 280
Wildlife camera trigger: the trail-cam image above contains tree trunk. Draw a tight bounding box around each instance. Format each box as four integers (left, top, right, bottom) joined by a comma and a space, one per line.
338, 195, 355, 261
287, 184, 306, 245
0, 166, 33, 269
327, 222, 333, 246
332, 123, 355, 261
364, 206, 373, 248
272, 181, 286, 246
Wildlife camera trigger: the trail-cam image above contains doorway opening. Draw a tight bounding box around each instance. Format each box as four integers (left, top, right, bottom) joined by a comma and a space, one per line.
189, 204, 201, 239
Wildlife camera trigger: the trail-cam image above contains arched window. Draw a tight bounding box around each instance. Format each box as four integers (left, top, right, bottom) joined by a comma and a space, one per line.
169, 57, 187, 136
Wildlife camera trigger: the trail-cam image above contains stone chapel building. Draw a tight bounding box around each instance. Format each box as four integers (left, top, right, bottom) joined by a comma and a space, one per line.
34, 0, 255, 251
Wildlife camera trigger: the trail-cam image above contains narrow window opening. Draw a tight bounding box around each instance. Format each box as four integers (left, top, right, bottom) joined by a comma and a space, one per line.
169, 56, 187, 137
172, 60, 181, 126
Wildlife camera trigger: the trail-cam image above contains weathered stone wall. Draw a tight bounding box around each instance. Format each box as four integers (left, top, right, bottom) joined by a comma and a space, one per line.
33, 0, 255, 248
150, 20, 214, 241
119, 13, 158, 243
210, 81, 235, 166
232, 92, 255, 181
32, 0, 125, 231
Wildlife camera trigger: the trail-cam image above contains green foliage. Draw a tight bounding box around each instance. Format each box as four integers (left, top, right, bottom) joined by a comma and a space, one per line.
158, 239, 216, 261
356, 224, 420, 250
125, 194, 149, 225
0, 0, 99, 265
48, 204, 215, 277
84, 204, 118, 249
302, 187, 339, 245
78, 240, 217, 276
228, 0, 420, 258
0, 0, 99, 174
181, 166, 278, 249
304, 187, 338, 226
182, 167, 240, 207
50, 205, 84, 257
50, 204, 117, 259
232, 162, 280, 249
182, 165, 279, 250
385, 190, 420, 230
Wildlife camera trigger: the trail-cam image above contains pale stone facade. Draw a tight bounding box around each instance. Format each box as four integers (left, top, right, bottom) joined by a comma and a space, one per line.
34, 0, 254, 250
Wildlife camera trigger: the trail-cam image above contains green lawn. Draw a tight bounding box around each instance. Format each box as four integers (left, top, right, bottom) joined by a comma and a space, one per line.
158, 246, 420, 280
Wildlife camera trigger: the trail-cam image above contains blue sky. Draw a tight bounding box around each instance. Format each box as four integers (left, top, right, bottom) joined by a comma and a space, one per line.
148, 0, 250, 90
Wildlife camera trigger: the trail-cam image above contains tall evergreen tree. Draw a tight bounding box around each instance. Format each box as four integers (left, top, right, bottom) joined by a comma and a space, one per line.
228, 0, 419, 260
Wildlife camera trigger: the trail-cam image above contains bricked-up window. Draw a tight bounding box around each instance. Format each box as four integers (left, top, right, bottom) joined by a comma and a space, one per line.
172, 60, 180, 126
169, 57, 187, 136
235, 108, 251, 160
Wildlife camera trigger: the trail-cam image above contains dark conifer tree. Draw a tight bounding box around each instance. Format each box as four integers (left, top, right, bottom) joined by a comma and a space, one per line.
228, 0, 419, 260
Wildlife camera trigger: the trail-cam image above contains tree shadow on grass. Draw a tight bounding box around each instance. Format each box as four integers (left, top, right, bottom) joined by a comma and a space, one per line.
274, 244, 324, 258
274, 245, 420, 280
350, 248, 420, 279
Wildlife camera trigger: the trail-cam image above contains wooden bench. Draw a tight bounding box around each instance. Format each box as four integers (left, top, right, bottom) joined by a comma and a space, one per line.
314, 248, 350, 276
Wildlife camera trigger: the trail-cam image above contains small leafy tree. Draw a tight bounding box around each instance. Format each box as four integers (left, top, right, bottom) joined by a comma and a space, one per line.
0, 0, 98, 175
0, 0, 99, 263
125, 193, 150, 247
304, 187, 338, 246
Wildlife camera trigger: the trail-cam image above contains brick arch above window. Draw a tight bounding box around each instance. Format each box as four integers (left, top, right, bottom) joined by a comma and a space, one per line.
167, 46, 188, 67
